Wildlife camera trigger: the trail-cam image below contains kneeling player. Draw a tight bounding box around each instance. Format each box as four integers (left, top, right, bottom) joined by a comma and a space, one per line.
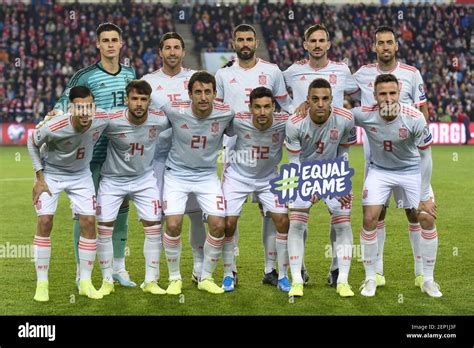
222, 87, 290, 292
161, 71, 234, 295
96, 80, 170, 296
28, 86, 108, 301
285, 78, 356, 298
353, 74, 441, 297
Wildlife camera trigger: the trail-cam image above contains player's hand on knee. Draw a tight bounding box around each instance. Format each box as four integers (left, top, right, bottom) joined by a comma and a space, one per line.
32, 181, 52, 205
418, 198, 437, 219
337, 194, 352, 206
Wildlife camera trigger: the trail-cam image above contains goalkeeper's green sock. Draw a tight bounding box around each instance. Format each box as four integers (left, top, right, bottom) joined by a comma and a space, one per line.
112, 207, 129, 272
73, 219, 81, 265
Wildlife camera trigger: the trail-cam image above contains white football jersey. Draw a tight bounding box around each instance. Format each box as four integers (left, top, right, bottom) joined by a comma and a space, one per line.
352, 103, 433, 173
225, 112, 288, 180
162, 101, 234, 180
215, 58, 291, 113
30, 110, 110, 176
101, 108, 171, 181
141, 67, 196, 162
353, 61, 427, 107
285, 106, 356, 162
283, 59, 358, 108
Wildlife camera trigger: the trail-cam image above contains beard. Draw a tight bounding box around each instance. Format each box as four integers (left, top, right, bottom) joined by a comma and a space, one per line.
236, 47, 255, 61
378, 52, 395, 64
380, 102, 400, 120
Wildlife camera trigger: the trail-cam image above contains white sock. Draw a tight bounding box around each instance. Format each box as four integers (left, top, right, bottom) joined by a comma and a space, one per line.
331, 216, 353, 284
374, 220, 385, 275
288, 212, 308, 284
113, 257, 125, 273
275, 232, 289, 280
232, 225, 239, 273
262, 216, 277, 274
329, 224, 338, 271
302, 228, 308, 270
222, 236, 235, 278
97, 226, 114, 282
188, 211, 205, 278
409, 223, 423, 277
360, 227, 378, 281
33, 235, 51, 281
201, 234, 225, 280
163, 233, 182, 281
78, 236, 97, 281
144, 225, 161, 283
421, 226, 438, 282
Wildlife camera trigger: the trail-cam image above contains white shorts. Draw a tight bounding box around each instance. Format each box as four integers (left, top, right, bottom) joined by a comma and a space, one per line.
153, 160, 201, 214
97, 171, 161, 222
223, 134, 237, 151
163, 172, 226, 217
222, 171, 287, 216
386, 184, 435, 208
362, 168, 421, 209
35, 172, 96, 216
288, 192, 352, 215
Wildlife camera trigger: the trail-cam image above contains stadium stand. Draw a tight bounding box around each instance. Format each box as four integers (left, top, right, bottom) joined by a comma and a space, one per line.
1, 2, 472, 123
1, 2, 175, 122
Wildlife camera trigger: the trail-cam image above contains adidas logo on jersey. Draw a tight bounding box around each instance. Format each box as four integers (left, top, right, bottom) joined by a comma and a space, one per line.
299, 76, 306, 81
156, 85, 164, 91
369, 127, 377, 133
230, 78, 237, 84
244, 134, 251, 139
118, 133, 126, 138
180, 123, 189, 129
368, 82, 373, 88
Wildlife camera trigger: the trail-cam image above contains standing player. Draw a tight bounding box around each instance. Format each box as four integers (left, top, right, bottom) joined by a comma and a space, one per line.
161, 71, 234, 295
141, 32, 207, 284
352, 26, 432, 289
96, 80, 170, 296
221, 87, 290, 292
215, 24, 292, 286
283, 24, 359, 287
28, 86, 107, 301
353, 74, 440, 297
52, 23, 137, 287
285, 79, 356, 298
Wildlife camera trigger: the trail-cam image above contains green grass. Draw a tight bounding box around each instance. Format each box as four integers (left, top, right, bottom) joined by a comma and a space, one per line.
0, 145, 473, 315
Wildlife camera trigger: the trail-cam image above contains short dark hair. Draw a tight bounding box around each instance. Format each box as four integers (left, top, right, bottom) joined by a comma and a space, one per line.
374, 74, 399, 90
159, 32, 185, 50
249, 87, 274, 105
233, 24, 256, 40
374, 26, 396, 39
304, 24, 330, 41
308, 78, 332, 95
125, 80, 152, 97
188, 71, 216, 93
96, 22, 122, 39
69, 86, 94, 102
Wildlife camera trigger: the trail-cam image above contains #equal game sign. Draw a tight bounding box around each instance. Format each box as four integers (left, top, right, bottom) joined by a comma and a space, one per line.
270, 157, 355, 204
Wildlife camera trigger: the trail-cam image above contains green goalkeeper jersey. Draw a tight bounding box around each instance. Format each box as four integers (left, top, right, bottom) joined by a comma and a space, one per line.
54, 61, 136, 164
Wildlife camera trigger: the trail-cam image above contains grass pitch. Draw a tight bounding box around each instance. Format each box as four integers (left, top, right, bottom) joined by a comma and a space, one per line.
0, 145, 472, 315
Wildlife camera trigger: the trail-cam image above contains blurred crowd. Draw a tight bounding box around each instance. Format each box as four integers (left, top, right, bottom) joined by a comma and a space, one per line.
1, 2, 175, 123
1, 2, 472, 124
192, 1, 473, 123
